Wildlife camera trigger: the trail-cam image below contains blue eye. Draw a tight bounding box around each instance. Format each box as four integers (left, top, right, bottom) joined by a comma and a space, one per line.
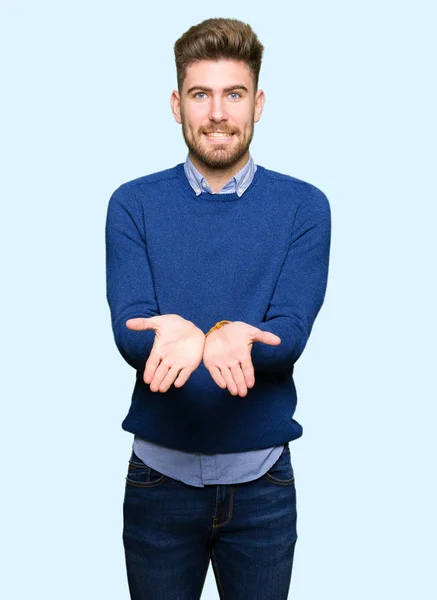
229, 92, 241, 99
195, 92, 207, 99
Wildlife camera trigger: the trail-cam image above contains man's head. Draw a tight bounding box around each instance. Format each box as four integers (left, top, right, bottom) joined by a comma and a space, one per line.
171, 18, 265, 172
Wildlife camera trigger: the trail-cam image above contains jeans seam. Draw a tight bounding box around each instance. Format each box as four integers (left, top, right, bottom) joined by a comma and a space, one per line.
213, 486, 234, 528
262, 474, 295, 486
125, 476, 167, 488
128, 462, 149, 469
211, 547, 226, 600
199, 550, 212, 597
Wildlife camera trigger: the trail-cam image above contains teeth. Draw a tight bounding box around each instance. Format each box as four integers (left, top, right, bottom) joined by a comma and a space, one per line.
206, 132, 232, 137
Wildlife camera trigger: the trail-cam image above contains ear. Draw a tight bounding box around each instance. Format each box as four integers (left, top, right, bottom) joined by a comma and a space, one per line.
254, 89, 265, 123
170, 90, 182, 124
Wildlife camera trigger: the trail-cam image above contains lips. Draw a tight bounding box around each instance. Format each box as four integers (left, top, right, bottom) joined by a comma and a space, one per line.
203, 129, 235, 135
203, 130, 236, 143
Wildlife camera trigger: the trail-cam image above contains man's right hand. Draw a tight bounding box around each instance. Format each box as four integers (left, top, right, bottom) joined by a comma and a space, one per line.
125, 314, 205, 392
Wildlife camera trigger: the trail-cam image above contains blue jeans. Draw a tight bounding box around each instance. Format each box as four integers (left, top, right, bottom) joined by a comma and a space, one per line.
123, 444, 297, 599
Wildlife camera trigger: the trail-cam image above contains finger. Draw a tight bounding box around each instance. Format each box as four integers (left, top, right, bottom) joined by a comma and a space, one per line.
220, 366, 239, 396
143, 352, 162, 384
126, 317, 156, 331
207, 366, 227, 389
173, 368, 192, 388
253, 330, 282, 346
240, 358, 255, 389
158, 365, 182, 393
149, 360, 172, 392
229, 363, 248, 397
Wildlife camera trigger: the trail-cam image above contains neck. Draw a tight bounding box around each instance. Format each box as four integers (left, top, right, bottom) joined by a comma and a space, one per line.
188, 151, 250, 193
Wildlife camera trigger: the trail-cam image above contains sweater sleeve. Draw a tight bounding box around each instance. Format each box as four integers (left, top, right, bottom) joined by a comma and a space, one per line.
105, 183, 160, 371
250, 187, 331, 373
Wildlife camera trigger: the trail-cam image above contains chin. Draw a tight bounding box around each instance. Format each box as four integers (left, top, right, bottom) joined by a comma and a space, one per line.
202, 154, 240, 169
203, 147, 246, 167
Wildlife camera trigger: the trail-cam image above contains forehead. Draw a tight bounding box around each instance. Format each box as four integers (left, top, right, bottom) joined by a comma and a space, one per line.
183, 59, 254, 92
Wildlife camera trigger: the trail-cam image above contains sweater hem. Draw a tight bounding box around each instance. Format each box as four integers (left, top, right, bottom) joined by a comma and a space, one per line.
121, 419, 303, 454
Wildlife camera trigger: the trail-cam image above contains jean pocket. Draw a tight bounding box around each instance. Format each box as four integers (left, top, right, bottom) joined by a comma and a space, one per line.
263, 444, 295, 486
125, 450, 167, 488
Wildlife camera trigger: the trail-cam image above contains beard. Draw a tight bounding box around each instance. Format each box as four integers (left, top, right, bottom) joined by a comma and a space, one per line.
181, 120, 255, 169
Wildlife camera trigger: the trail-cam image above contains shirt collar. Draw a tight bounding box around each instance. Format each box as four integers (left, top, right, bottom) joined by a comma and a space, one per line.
183, 154, 257, 197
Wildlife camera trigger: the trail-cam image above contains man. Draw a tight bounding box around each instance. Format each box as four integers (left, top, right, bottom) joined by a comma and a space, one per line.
105, 17, 331, 600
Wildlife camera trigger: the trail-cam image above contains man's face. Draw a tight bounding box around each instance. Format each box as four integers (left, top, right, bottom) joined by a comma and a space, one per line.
171, 59, 265, 170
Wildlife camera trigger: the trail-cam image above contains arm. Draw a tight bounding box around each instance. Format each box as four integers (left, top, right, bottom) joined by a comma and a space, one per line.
105, 183, 160, 371
250, 187, 331, 373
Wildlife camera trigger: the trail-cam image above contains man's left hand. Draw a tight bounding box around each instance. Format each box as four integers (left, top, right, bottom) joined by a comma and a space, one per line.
202, 321, 281, 397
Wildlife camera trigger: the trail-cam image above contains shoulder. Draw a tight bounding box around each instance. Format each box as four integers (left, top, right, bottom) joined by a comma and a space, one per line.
110, 164, 182, 202
256, 166, 331, 232
260, 166, 329, 203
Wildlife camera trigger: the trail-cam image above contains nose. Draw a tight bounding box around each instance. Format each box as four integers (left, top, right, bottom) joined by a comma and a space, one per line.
208, 95, 228, 122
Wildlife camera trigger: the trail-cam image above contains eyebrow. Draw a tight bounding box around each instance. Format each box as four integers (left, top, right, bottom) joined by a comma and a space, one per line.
186, 84, 249, 95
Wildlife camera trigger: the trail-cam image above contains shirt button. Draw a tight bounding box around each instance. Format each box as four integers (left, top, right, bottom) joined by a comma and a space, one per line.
238, 188, 243, 194
202, 181, 207, 188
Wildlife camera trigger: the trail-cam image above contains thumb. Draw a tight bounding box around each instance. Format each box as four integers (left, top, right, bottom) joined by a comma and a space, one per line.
253, 329, 281, 346
125, 317, 157, 331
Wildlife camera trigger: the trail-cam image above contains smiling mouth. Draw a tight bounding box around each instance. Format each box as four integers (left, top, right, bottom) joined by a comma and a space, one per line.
203, 132, 235, 141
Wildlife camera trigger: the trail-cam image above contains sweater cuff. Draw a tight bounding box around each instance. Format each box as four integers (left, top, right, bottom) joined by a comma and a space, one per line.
114, 321, 156, 371
250, 318, 308, 373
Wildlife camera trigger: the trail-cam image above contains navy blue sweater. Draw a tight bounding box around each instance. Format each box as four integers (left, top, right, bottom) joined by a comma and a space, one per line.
105, 163, 331, 453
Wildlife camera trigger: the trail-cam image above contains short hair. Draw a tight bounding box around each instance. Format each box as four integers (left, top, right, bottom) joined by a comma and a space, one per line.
174, 18, 264, 93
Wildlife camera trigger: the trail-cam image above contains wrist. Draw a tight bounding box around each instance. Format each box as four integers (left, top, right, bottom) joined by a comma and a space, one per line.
205, 320, 232, 338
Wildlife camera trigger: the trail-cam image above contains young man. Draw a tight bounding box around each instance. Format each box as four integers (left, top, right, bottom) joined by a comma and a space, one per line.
105, 17, 331, 600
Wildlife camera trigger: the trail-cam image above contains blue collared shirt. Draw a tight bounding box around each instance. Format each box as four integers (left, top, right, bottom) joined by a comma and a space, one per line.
183, 153, 257, 196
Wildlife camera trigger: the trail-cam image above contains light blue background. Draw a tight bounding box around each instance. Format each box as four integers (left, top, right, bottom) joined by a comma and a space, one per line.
2, 1, 436, 598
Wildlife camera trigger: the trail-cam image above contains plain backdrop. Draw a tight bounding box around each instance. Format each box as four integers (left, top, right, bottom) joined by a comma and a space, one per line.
1, 1, 436, 598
